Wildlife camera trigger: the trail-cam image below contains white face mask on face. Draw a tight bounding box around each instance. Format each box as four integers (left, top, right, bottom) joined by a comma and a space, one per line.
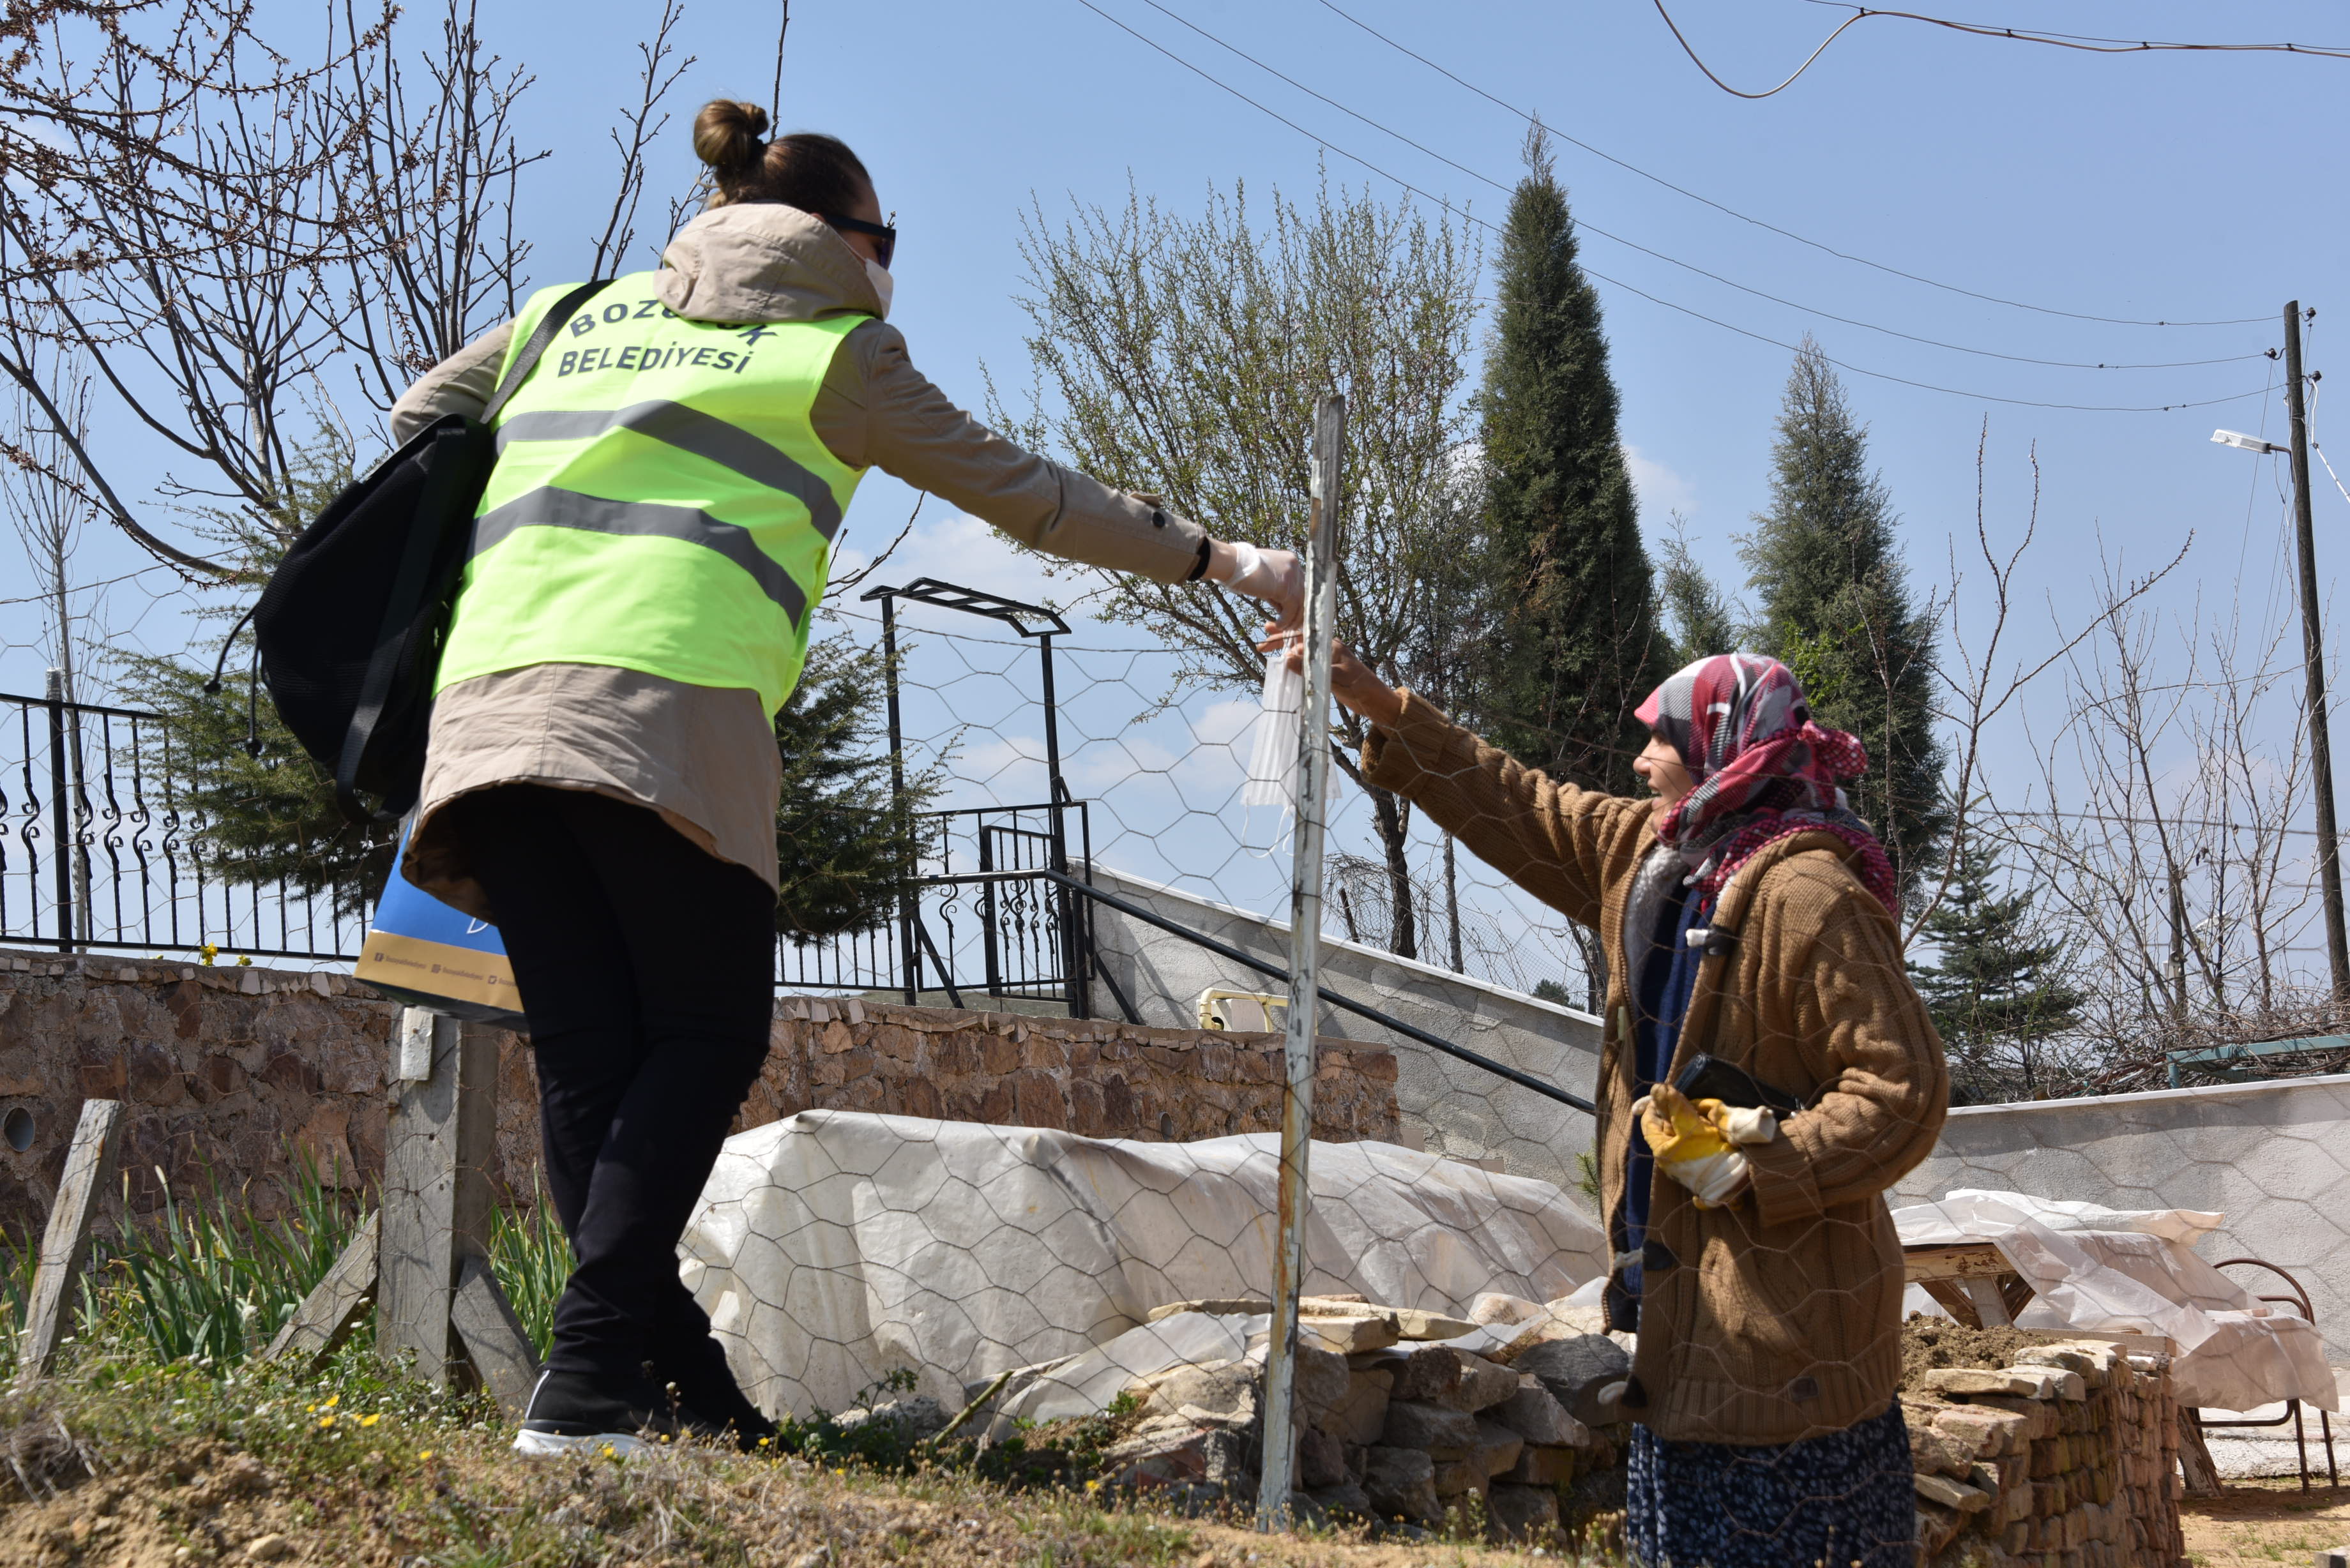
863, 257, 893, 319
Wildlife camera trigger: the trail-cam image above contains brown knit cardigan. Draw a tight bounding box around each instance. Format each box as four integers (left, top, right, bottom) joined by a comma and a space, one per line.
1362, 691, 1948, 1445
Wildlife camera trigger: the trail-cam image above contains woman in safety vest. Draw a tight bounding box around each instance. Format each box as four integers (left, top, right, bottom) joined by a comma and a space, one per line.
390, 100, 1301, 1457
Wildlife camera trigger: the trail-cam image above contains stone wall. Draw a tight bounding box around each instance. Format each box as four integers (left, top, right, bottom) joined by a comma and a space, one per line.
1907, 1341, 2187, 1568
0, 947, 1398, 1232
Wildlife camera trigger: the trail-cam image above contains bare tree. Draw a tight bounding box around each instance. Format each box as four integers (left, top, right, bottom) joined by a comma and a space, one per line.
332, 0, 545, 421
586, 0, 694, 280
1911, 427, 2184, 949
1992, 577, 2329, 1093
992, 176, 1485, 958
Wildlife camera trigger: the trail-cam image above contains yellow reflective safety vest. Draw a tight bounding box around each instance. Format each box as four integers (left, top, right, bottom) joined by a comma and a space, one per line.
436, 273, 868, 716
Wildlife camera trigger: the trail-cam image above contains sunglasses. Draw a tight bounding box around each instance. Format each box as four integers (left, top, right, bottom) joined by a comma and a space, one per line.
825, 213, 896, 270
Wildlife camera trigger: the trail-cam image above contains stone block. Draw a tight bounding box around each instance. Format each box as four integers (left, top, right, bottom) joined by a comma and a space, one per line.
1471, 1417, 1524, 1477
1361, 1445, 1439, 1522
1909, 1422, 1978, 1478
1501, 1444, 1576, 1486
1485, 1482, 1560, 1541
1964, 1396, 2060, 1441
1915, 1472, 1993, 1512
1319, 1368, 1392, 1445
1379, 1399, 1480, 1451
1933, 1404, 2033, 1459
1513, 1333, 1632, 1426
1489, 1375, 1589, 1447
1143, 1359, 1257, 1427
1923, 1368, 2050, 1399
1287, 1342, 1351, 1429
1298, 1426, 1347, 1489
1390, 1345, 1517, 1411
1430, 1458, 1488, 1500
1916, 1502, 1963, 1557
1393, 1307, 1477, 1341
1303, 1313, 1400, 1355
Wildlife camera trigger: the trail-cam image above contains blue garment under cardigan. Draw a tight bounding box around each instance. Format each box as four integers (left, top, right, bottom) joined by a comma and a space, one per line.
1622, 878, 1710, 1313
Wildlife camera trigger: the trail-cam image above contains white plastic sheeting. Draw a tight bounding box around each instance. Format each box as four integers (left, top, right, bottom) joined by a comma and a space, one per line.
1891, 1189, 2337, 1413
678, 1111, 1607, 1417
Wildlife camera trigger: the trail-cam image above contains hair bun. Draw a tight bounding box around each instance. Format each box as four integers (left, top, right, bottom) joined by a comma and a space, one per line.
693, 100, 771, 171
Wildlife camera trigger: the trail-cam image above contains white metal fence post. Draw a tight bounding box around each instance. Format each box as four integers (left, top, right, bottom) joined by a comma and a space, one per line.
1257, 392, 1344, 1528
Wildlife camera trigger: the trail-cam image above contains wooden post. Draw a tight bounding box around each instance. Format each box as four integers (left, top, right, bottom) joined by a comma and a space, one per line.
377, 1011, 511, 1387
1257, 393, 1343, 1530
266, 1009, 536, 1397
14, 1097, 123, 1388
264, 1211, 380, 1370
452, 1255, 540, 1415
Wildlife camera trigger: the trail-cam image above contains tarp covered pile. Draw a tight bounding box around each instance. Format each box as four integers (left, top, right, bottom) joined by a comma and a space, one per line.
1891, 1189, 2338, 1414
678, 1110, 1607, 1418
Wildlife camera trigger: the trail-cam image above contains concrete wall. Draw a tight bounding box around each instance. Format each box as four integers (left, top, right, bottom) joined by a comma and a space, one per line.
1891, 1073, 2350, 1364
1086, 869, 1605, 1196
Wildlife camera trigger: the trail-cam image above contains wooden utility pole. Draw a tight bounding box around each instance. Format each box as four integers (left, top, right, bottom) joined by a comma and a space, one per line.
1257, 393, 1342, 1530
2282, 301, 2349, 1000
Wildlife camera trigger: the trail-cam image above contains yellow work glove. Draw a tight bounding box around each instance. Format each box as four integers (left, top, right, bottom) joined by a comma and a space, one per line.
1634, 1083, 1778, 1209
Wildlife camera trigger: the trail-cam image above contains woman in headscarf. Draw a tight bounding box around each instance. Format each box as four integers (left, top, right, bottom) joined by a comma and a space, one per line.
1313, 644, 1946, 1568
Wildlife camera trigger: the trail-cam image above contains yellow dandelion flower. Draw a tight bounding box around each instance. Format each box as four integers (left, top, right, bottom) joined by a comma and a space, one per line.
323, 1394, 340, 1408
418, 1450, 435, 1461
359, 1414, 381, 1428
319, 1415, 336, 1429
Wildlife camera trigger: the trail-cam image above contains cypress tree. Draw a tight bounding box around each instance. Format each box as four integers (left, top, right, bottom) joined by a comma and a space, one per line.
1911, 834, 2083, 1099
1742, 338, 1948, 894
1656, 516, 1738, 670
1479, 128, 1669, 792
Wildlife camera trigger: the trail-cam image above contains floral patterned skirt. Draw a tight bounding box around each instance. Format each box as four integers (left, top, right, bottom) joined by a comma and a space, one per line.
1625, 1400, 1916, 1568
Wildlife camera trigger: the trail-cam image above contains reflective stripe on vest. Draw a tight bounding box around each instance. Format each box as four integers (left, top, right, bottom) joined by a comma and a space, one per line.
434, 274, 867, 715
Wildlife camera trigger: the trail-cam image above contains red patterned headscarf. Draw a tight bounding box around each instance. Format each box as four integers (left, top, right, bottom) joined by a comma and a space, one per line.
1634, 652, 1898, 915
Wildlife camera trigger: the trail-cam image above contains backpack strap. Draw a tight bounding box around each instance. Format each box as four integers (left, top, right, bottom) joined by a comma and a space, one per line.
482, 278, 613, 424
335, 278, 612, 825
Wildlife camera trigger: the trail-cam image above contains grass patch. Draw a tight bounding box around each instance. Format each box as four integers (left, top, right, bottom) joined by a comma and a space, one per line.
0, 1170, 1623, 1564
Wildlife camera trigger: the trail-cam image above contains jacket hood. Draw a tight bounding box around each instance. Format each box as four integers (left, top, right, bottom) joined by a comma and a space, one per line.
654, 202, 884, 324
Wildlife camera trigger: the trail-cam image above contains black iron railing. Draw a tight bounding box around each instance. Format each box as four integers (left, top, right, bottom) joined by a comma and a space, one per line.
1, 683, 372, 961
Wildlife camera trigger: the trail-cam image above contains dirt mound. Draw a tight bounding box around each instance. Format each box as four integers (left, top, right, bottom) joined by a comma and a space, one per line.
1897, 1313, 2044, 1389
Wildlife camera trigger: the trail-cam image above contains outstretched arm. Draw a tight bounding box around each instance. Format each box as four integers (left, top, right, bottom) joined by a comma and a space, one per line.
1314, 640, 1657, 929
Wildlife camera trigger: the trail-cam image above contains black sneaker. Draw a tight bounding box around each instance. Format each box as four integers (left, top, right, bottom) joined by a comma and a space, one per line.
512, 1369, 678, 1458
652, 1341, 780, 1453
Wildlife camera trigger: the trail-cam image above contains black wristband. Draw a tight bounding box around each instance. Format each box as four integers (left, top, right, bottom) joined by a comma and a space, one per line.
1186, 536, 1212, 582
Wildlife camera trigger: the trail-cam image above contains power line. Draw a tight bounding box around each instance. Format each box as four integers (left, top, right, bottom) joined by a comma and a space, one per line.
1654, 0, 2350, 102
1307, 0, 2268, 329
1133, 0, 2266, 372
1070, 0, 2273, 414
1798, 2, 2350, 60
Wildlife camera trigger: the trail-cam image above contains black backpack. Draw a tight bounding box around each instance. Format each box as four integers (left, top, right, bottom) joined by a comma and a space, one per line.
239, 280, 609, 826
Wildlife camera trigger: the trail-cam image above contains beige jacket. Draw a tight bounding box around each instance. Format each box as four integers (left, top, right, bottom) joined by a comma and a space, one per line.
400, 203, 1209, 919
1361, 691, 1948, 1446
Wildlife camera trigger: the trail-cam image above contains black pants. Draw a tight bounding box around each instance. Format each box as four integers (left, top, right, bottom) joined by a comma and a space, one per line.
450, 785, 775, 1396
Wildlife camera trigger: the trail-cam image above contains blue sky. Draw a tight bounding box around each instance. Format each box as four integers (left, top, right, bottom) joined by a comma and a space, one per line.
8, 0, 2347, 986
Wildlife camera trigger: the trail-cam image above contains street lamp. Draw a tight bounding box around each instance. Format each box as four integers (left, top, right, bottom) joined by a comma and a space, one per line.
2212, 303, 2348, 1002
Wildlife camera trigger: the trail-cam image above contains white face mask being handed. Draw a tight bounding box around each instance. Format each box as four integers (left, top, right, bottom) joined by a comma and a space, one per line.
863, 257, 894, 319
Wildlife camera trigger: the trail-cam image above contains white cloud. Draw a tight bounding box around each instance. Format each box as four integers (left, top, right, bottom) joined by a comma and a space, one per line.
1624, 445, 1696, 520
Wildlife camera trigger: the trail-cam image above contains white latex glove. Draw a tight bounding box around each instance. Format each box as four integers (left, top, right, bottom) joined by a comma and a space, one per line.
1211, 540, 1304, 631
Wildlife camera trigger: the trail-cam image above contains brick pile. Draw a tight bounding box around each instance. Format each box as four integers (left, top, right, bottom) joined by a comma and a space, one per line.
1906, 1340, 2188, 1568
1082, 1296, 1628, 1542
